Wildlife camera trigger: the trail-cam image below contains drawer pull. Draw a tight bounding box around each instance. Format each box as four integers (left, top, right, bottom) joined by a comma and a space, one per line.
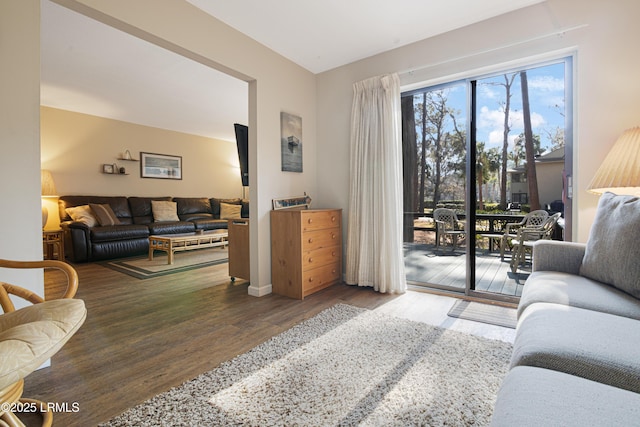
308, 277, 314, 282
331, 216, 336, 222
308, 238, 313, 244
308, 258, 313, 263
308, 218, 313, 224
331, 233, 336, 239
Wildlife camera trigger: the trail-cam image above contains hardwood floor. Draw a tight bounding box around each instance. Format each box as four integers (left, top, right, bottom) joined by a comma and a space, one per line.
23, 261, 400, 426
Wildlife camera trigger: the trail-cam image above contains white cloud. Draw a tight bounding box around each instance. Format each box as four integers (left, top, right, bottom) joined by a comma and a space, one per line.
478, 105, 505, 129
478, 84, 500, 101
478, 105, 546, 148
528, 75, 563, 92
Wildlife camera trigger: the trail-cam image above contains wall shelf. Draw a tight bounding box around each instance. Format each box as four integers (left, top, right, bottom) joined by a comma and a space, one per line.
118, 150, 138, 162
102, 162, 130, 175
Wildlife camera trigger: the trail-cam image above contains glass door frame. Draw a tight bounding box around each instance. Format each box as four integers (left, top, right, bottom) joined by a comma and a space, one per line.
403, 55, 573, 304
467, 56, 573, 302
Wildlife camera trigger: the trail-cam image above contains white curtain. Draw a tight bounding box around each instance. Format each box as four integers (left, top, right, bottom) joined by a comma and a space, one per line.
345, 73, 407, 294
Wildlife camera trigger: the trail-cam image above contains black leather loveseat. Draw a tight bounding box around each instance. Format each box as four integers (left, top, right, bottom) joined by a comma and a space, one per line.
58, 196, 249, 262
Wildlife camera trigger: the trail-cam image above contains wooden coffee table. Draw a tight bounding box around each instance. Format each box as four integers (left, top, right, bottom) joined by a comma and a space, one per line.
148, 230, 228, 265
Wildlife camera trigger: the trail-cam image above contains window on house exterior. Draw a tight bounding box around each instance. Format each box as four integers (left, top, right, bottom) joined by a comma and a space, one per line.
512, 193, 529, 204
401, 56, 572, 301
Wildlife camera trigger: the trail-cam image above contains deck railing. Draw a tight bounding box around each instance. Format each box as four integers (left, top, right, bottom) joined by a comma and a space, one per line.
410, 212, 525, 233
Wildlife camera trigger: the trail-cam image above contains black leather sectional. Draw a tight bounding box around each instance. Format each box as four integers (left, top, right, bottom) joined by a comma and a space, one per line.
58, 196, 249, 262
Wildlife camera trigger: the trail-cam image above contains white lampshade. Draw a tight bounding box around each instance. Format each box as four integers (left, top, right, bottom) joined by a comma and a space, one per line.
41, 169, 58, 197
587, 127, 640, 195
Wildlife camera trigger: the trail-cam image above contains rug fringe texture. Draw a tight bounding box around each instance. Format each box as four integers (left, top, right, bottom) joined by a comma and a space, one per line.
101, 304, 512, 426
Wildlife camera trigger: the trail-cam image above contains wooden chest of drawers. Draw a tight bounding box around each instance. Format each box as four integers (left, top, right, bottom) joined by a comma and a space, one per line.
271, 208, 342, 299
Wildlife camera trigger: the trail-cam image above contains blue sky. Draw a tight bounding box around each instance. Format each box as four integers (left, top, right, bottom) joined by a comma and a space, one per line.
439, 61, 566, 154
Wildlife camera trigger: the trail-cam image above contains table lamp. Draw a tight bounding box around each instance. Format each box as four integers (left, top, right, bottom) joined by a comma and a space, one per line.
41, 170, 58, 229
587, 127, 640, 196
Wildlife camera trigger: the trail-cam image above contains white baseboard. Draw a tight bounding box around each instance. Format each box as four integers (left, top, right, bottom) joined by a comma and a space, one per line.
248, 283, 272, 297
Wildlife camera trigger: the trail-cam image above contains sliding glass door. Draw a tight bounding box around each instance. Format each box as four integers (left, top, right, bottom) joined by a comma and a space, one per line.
402, 82, 468, 291
402, 57, 572, 301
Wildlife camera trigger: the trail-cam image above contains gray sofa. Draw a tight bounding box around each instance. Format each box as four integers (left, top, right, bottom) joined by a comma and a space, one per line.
491, 193, 640, 426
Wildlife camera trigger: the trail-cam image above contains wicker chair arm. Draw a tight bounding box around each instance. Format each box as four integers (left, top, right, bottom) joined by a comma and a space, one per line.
0, 259, 79, 313
505, 218, 526, 234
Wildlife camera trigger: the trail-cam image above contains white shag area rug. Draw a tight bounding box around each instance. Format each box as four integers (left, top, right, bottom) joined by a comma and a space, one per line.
102, 304, 512, 426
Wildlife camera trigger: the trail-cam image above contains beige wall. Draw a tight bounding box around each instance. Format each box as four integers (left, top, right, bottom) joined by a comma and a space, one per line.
41, 107, 244, 200
317, 0, 640, 243
7, 0, 637, 300
0, 0, 44, 301
4, 0, 318, 296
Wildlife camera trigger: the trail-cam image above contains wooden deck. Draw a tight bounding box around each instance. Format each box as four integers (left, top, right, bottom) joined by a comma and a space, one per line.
404, 242, 530, 297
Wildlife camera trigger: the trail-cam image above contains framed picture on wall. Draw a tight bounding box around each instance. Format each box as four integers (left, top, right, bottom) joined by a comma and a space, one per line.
280, 112, 303, 172
140, 152, 182, 180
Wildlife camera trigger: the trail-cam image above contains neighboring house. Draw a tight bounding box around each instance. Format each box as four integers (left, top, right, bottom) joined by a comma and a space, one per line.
508, 146, 565, 209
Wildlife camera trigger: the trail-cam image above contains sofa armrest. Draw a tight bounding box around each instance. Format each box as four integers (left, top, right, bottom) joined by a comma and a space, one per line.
61, 221, 91, 262
532, 240, 585, 275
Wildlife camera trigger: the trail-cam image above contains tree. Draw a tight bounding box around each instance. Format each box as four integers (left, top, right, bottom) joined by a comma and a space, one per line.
476, 142, 501, 210
401, 95, 418, 242
418, 93, 429, 213
476, 143, 486, 210
488, 74, 518, 210
541, 126, 565, 150
511, 132, 542, 167
520, 70, 540, 210
407, 89, 466, 211
427, 92, 447, 207
425, 91, 466, 206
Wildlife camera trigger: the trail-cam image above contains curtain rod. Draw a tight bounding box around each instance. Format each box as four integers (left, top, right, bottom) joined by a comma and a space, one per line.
399, 24, 588, 78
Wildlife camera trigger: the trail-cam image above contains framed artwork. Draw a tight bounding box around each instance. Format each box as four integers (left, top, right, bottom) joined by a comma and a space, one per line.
102, 164, 115, 174
140, 152, 182, 180
280, 112, 302, 172
272, 194, 312, 210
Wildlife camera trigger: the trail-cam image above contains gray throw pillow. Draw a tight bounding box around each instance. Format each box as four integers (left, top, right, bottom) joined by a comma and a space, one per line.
89, 203, 121, 226
580, 192, 640, 297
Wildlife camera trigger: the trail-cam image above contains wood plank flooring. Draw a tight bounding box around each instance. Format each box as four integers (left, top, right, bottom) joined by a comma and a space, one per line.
404, 243, 528, 297
23, 261, 400, 426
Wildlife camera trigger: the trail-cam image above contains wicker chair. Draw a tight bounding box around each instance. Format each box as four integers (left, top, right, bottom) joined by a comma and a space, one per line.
433, 208, 466, 252
510, 213, 562, 272
0, 259, 86, 427
500, 209, 549, 260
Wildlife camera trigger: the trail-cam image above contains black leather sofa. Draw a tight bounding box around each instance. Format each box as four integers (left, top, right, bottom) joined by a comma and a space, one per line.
58, 196, 249, 262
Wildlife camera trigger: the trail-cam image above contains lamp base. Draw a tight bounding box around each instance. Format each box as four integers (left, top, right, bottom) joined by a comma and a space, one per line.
42, 206, 48, 229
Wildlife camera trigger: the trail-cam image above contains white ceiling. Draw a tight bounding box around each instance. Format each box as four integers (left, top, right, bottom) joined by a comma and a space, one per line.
188, 0, 545, 74
40, 0, 544, 142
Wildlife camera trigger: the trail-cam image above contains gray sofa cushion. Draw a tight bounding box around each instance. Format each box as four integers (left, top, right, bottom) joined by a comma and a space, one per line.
532, 240, 585, 275
511, 302, 640, 393
491, 366, 640, 427
518, 271, 640, 320
579, 192, 640, 298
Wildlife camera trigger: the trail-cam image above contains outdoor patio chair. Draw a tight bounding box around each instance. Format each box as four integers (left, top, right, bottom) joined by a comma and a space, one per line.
433, 208, 466, 252
500, 209, 549, 260
510, 212, 562, 272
